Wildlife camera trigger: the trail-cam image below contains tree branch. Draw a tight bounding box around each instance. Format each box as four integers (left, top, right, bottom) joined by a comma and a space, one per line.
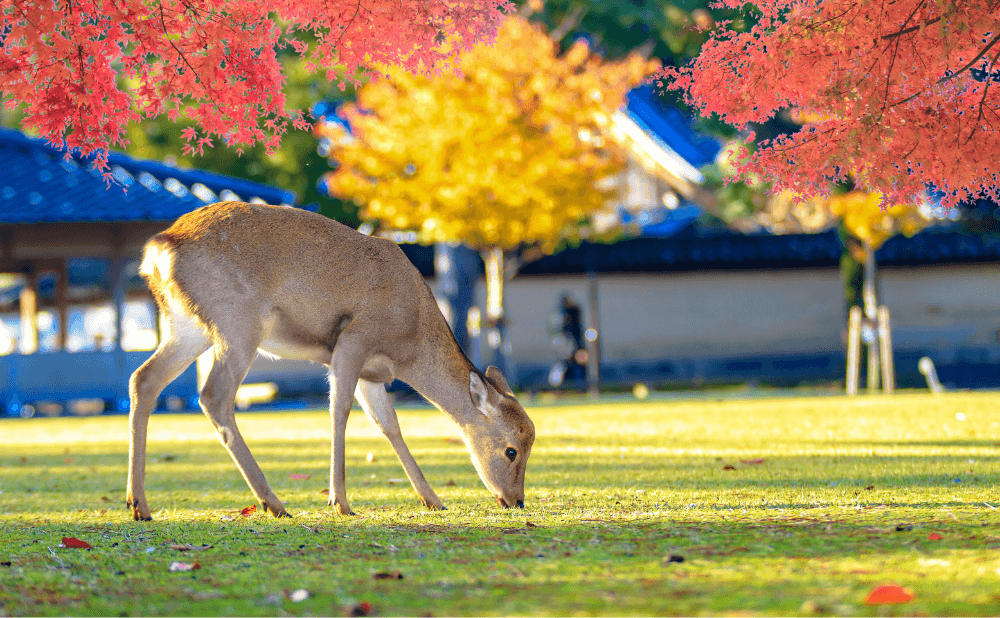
158, 0, 202, 84
881, 17, 939, 40
890, 30, 1000, 108
971, 47, 1000, 143
941, 30, 1000, 84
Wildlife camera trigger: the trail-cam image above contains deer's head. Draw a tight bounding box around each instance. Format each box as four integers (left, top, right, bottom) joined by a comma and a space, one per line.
463, 366, 535, 508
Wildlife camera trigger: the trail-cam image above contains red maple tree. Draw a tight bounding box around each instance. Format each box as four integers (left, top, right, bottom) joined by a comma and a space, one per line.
660, 0, 1000, 207
0, 0, 510, 178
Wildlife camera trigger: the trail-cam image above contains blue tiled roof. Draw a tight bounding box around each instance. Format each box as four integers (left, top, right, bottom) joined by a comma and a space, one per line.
516, 224, 1000, 275
626, 85, 721, 169
0, 128, 298, 224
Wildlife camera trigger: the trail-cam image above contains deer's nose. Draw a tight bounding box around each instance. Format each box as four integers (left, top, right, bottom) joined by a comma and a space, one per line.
516, 500, 524, 508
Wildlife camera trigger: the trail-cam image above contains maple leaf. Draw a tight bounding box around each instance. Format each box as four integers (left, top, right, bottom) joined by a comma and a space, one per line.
2, 0, 510, 161
289, 473, 311, 480
928, 533, 944, 541
663, 0, 1000, 208
240, 505, 257, 517
60, 537, 93, 549
863, 584, 914, 605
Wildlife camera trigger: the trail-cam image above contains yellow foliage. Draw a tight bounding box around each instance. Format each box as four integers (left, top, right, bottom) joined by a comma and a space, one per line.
827, 191, 929, 249
320, 16, 659, 251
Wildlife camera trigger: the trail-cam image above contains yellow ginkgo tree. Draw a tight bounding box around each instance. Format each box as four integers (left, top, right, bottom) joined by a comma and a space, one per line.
319, 14, 658, 368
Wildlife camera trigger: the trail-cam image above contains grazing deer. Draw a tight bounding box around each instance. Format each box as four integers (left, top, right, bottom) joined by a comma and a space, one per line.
126, 201, 534, 520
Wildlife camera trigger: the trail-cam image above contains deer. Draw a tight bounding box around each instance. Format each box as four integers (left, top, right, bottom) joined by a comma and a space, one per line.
126, 201, 535, 520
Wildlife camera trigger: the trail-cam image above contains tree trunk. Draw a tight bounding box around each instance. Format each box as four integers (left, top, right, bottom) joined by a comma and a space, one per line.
482, 247, 513, 381
434, 242, 479, 356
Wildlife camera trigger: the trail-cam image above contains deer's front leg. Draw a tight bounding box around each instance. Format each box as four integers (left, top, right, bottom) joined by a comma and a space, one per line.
355, 379, 444, 510
328, 357, 362, 516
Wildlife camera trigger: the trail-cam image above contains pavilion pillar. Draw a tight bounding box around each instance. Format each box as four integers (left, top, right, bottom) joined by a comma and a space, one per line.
56, 259, 69, 350
110, 251, 128, 409
18, 270, 38, 354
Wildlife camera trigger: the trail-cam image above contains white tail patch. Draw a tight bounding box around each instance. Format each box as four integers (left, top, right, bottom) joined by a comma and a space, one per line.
140, 243, 173, 283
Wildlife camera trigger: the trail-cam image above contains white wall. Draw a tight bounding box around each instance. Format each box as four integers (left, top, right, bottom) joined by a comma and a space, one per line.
476, 263, 1000, 368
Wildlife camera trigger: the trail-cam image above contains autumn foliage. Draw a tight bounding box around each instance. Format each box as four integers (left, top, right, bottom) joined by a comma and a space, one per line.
661, 0, 1000, 207
320, 15, 658, 252
0, 0, 510, 177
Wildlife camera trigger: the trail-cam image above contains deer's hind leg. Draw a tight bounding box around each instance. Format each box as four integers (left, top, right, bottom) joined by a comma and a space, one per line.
200, 315, 290, 518
127, 309, 211, 521
355, 379, 445, 510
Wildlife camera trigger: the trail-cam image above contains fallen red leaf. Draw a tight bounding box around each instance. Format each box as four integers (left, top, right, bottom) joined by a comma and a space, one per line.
864, 584, 914, 605
240, 505, 256, 517
723, 465, 736, 471
740, 458, 765, 465
349, 601, 374, 616
928, 532, 943, 541
61, 537, 92, 549
289, 473, 311, 480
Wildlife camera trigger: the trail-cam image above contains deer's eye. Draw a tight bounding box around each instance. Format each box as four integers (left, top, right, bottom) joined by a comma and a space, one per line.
505, 448, 517, 462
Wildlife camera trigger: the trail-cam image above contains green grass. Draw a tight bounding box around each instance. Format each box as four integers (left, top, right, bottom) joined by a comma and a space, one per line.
1, 391, 999, 616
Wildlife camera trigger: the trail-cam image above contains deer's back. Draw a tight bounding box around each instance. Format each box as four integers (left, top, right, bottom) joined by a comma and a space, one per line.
143, 202, 435, 360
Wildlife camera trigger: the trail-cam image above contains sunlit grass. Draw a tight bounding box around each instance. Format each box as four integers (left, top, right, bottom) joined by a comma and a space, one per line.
1, 391, 999, 616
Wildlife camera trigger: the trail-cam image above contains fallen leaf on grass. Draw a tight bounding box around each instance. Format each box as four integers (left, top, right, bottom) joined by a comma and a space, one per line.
319, 488, 330, 495
168, 561, 201, 572
60, 537, 92, 549
864, 584, 914, 605
895, 524, 913, 532
348, 601, 374, 616
928, 532, 944, 541
443, 438, 462, 444
169, 544, 213, 552
722, 465, 736, 471
240, 505, 257, 517
289, 473, 311, 480
525, 521, 538, 528
372, 571, 404, 580
740, 458, 765, 465
665, 554, 685, 564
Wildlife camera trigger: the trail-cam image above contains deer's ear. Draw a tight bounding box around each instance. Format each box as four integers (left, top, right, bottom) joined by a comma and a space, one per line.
469, 371, 491, 414
485, 365, 514, 397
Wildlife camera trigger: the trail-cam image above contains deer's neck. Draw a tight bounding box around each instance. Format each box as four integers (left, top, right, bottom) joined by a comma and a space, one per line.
402, 317, 479, 428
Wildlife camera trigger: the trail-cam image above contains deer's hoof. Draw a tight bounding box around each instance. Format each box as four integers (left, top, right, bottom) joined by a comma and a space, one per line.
263, 501, 291, 518
127, 497, 152, 521
131, 508, 152, 521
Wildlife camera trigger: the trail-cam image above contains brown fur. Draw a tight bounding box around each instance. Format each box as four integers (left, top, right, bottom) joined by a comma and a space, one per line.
126, 202, 535, 520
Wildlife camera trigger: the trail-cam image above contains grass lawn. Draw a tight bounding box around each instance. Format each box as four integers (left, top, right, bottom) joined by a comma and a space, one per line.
1, 391, 999, 616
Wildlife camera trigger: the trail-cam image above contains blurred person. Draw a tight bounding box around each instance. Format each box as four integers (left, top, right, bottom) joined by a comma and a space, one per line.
548, 293, 587, 387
